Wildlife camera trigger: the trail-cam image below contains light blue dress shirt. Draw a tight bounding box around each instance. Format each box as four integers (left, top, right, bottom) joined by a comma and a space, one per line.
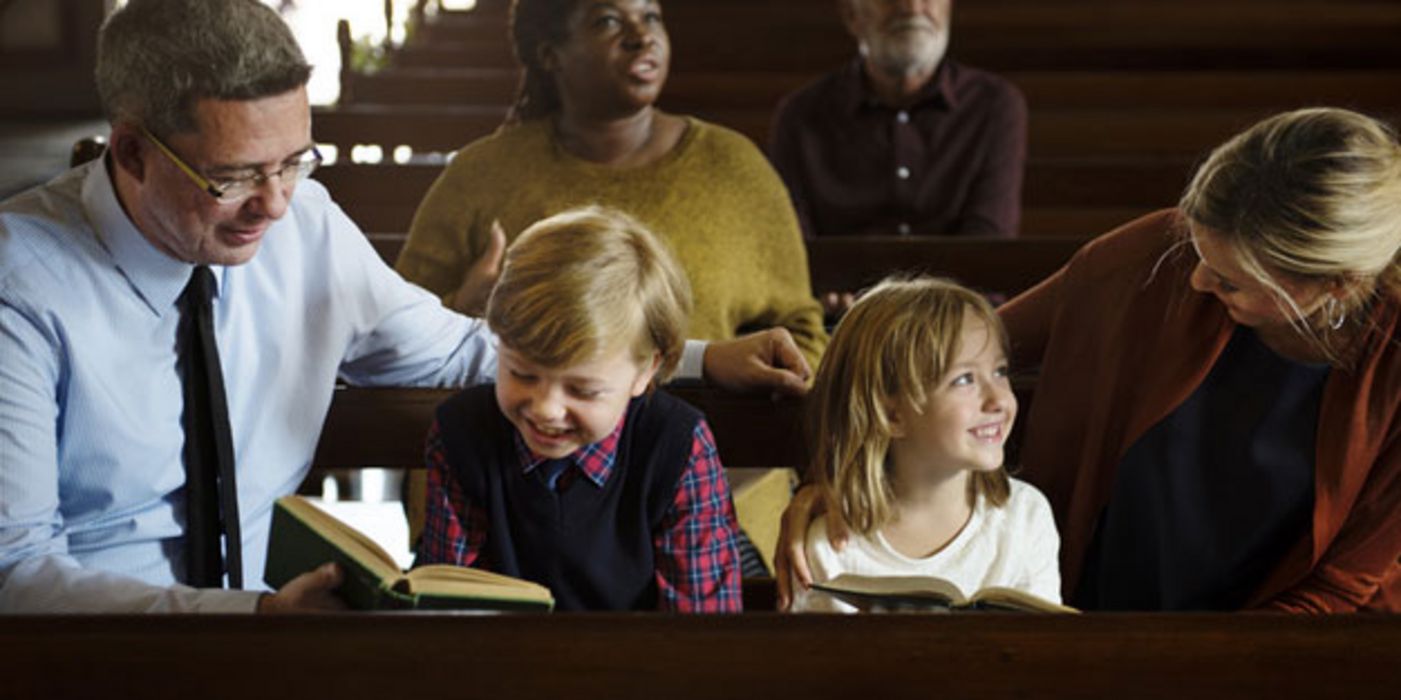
0, 160, 496, 612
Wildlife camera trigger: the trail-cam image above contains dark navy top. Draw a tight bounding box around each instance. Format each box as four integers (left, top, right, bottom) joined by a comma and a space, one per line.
1075, 327, 1329, 610
435, 385, 699, 611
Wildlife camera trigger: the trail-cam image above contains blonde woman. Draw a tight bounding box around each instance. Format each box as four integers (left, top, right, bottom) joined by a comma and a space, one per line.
781, 107, 1401, 613
791, 277, 1059, 612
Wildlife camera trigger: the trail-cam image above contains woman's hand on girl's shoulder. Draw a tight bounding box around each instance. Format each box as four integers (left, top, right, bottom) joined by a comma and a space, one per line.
775, 484, 848, 611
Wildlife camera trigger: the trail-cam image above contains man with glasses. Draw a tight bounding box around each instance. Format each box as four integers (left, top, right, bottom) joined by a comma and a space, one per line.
0, 0, 810, 613
138, 125, 324, 208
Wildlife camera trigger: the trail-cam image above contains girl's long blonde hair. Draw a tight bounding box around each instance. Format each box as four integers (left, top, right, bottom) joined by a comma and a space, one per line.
806, 277, 1011, 536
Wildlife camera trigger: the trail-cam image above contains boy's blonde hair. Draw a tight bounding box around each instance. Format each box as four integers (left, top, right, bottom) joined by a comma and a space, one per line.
486, 206, 692, 381
1180, 107, 1401, 365
806, 277, 1012, 536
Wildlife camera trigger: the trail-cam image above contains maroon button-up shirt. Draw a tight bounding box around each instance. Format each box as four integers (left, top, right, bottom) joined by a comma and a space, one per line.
768, 58, 1027, 238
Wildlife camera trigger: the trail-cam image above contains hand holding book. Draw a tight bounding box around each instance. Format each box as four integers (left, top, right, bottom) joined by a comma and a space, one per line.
256, 561, 348, 613
264, 495, 554, 611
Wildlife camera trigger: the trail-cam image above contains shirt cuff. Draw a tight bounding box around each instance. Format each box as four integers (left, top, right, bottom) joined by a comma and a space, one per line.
196, 588, 267, 614
678, 340, 708, 381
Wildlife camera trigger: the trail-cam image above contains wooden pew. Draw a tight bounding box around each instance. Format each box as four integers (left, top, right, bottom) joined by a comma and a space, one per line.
805, 236, 1083, 298
353, 207, 1145, 243
1023, 207, 1156, 240
1016, 70, 1401, 112
340, 66, 1401, 120
311, 104, 506, 155
313, 385, 807, 471
314, 104, 1378, 161
7, 614, 1399, 699
353, 233, 1086, 300
682, 106, 1400, 161
340, 67, 817, 111
392, 1, 1401, 72
314, 377, 1039, 477
312, 159, 1186, 237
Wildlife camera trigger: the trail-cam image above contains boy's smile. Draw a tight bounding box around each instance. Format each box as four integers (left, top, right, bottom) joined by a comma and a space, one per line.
495, 343, 659, 460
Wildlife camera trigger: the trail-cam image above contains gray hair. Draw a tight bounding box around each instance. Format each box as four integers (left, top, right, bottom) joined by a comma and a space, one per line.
95, 0, 312, 137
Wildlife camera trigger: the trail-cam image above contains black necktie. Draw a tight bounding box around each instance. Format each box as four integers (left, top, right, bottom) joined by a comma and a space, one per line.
177, 266, 242, 588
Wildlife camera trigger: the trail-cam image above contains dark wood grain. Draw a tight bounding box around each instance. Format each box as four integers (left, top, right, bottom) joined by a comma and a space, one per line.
4, 613, 1398, 699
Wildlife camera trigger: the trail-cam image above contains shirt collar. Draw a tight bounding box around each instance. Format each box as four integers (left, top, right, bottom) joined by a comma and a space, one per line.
81, 156, 225, 317
841, 55, 958, 116
514, 416, 626, 489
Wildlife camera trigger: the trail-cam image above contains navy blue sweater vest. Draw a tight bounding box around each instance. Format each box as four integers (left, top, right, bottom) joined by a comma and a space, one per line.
435, 385, 701, 611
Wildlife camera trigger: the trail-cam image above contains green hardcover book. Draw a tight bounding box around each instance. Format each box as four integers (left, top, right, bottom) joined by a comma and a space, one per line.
812, 574, 1077, 614
264, 495, 554, 611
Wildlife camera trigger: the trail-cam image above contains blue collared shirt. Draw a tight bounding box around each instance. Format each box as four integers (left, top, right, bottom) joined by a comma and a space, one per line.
0, 160, 495, 612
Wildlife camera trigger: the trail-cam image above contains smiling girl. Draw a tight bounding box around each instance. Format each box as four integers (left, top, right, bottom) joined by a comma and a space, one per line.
790, 277, 1060, 612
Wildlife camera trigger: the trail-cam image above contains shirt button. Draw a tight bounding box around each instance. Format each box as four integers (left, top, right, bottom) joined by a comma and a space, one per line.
897, 222, 912, 235
896, 110, 910, 124
896, 166, 910, 180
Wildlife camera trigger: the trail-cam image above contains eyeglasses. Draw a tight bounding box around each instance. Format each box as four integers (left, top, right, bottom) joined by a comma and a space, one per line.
139, 126, 322, 204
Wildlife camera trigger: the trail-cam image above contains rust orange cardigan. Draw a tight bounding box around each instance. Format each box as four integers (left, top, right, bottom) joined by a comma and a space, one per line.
1001, 209, 1401, 612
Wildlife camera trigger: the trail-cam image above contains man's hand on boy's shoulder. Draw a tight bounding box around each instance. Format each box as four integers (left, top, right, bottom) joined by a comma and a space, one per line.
702, 328, 812, 398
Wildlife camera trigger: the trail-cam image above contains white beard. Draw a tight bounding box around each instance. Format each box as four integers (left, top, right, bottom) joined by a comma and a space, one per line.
862, 20, 950, 80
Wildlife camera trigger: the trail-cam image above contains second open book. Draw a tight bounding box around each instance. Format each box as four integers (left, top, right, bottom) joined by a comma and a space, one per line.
812, 573, 1078, 613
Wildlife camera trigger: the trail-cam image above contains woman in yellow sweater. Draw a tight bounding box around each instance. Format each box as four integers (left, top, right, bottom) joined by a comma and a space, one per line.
395, 0, 828, 369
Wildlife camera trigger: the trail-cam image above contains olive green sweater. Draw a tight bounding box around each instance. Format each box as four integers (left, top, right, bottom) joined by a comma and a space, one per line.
396, 117, 828, 367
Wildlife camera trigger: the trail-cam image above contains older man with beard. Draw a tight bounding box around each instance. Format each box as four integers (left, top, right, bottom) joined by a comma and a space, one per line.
768, 0, 1026, 254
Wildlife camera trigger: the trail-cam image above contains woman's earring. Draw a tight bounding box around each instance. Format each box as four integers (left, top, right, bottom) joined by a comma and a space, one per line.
1325, 297, 1346, 330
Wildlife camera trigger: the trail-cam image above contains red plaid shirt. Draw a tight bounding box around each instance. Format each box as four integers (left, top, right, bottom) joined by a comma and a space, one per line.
418, 414, 742, 612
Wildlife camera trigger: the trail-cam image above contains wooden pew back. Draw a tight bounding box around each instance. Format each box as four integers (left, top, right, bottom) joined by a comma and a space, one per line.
396, 1, 1401, 72
314, 377, 1037, 475
349, 231, 1086, 301
312, 159, 1185, 236
314, 105, 1401, 165
8, 614, 1399, 698
805, 236, 1082, 298
313, 385, 808, 471
341, 67, 1401, 117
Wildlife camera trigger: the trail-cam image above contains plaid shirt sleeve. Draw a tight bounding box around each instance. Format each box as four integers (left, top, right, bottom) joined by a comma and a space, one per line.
653, 419, 743, 612
415, 418, 488, 568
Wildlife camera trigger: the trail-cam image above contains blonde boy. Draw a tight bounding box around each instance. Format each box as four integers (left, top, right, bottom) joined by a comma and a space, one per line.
416, 206, 742, 611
